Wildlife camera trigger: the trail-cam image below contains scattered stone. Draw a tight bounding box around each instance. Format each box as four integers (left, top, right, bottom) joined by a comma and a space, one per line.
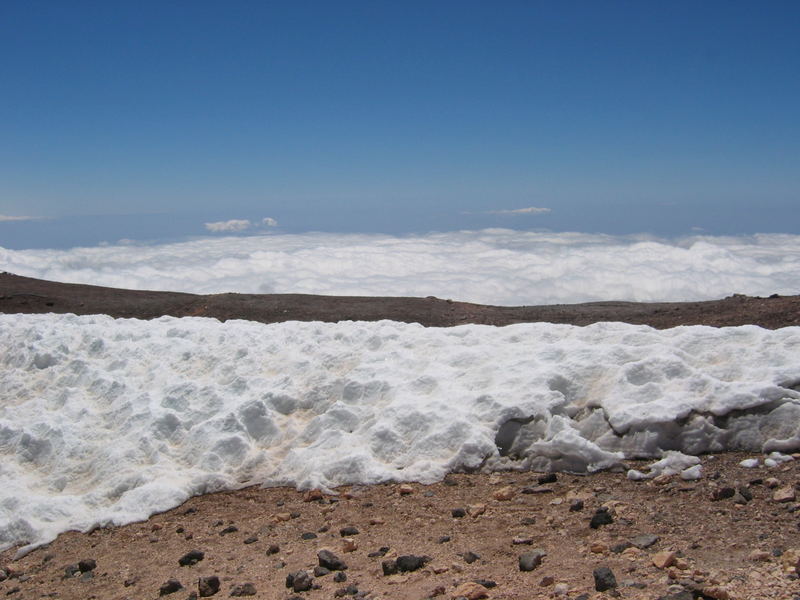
540, 575, 555, 586
593, 566, 617, 591
438, 535, 451, 543
243, 536, 258, 544
77, 559, 96, 572
340, 526, 359, 536
701, 585, 733, 599
512, 536, 534, 545
318, 549, 348, 571
179, 550, 205, 566
521, 516, 537, 525
521, 485, 553, 494
493, 485, 515, 500
334, 571, 347, 583
342, 538, 357, 552
652, 550, 678, 569
313, 566, 330, 577
159, 579, 184, 596
266, 544, 280, 555
398, 484, 415, 495
443, 474, 458, 486
301, 532, 317, 540
711, 487, 735, 501
656, 592, 693, 600
590, 508, 614, 528
230, 583, 257, 597
631, 534, 660, 549
538, 473, 558, 484
519, 549, 546, 571
396, 555, 430, 572
64, 564, 80, 578
611, 542, 633, 553
451, 582, 488, 599
198, 576, 220, 597
590, 542, 608, 554
219, 525, 238, 535
774, 486, 796, 502
0, 568, 6, 582
765, 477, 781, 488
367, 547, 390, 557
749, 549, 771, 562
286, 570, 313, 593
381, 560, 398, 576
569, 499, 584, 512
303, 489, 324, 502
462, 551, 480, 564
451, 508, 466, 518
467, 503, 487, 517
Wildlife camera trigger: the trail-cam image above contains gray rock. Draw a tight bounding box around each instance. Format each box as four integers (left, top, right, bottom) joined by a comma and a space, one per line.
300, 532, 317, 540
313, 566, 330, 577
266, 544, 280, 555
396, 555, 430, 572
519, 549, 546, 571
179, 550, 205, 566
631, 534, 660, 549
451, 508, 466, 518
286, 570, 313, 593
589, 508, 613, 528
198, 575, 220, 597
339, 526, 360, 536
230, 583, 257, 597
333, 571, 347, 583
159, 579, 184, 595
569, 499, 584, 512
381, 560, 398, 576
462, 551, 480, 564
593, 566, 617, 592
77, 559, 96, 572
318, 549, 348, 571
243, 536, 258, 544
538, 473, 558, 484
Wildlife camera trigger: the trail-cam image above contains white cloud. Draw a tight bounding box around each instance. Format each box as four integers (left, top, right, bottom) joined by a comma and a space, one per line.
204, 219, 253, 232
0, 214, 38, 222
262, 217, 278, 227
2, 230, 798, 306
486, 206, 551, 215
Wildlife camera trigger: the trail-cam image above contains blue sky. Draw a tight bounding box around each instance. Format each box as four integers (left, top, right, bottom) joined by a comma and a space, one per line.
1, 1, 799, 247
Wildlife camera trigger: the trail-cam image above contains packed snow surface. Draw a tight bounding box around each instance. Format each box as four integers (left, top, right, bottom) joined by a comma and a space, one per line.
2, 313, 800, 554
2, 230, 800, 305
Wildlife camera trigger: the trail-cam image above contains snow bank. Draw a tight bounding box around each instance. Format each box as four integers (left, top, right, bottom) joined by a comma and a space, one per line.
1, 313, 799, 553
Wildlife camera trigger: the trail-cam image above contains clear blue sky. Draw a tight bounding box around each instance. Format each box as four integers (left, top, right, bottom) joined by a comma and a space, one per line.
1, 1, 799, 247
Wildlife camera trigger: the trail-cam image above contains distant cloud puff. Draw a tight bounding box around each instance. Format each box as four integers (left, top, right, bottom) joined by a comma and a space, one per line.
205, 219, 253, 232
486, 206, 551, 215
205, 217, 279, 233
0, 214, 38, 222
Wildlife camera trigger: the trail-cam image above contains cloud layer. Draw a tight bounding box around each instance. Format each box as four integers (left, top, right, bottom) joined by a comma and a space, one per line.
486, 206, 551, 215
1, 230, 798, 305
204, 217, 278, 232
0, 214, 38, 222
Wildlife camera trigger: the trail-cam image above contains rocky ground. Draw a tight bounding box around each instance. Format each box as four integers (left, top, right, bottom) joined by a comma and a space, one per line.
1, 453, 799, 600
2, 274, 800, 600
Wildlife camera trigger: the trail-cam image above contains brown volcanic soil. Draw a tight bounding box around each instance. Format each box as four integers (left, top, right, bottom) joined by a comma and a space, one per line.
2, 272, 800, 329
1, 272, 800, 600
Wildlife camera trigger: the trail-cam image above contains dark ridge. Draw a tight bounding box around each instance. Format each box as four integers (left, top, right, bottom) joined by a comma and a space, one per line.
1, 272, 799, 329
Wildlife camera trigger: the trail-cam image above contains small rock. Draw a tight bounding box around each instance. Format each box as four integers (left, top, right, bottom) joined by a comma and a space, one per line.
711, 487, 735, 501
493, 486, 516, 500
381, 560, 398, 576
318, 549, 348, 571
243, 536, 258, 544
519, 549, 546, 571
652, 550, 678, 569
340, 526, 359, 536
438, 535, 451, 543
512, 536, 534, 545
342, 538, 357, 552
398, 484, 414, 495
396, 555, 430, 572
443, 474, 458, 486
749, 549, 771, 562
538, 473, 558, 484
219, 525, 238, 535
77, 559, 96, 573
521, 485, 553, 494
467, 503, 487, 517
198, 576, 220, 597
333, 571, 347, 583
569, 499, 584, 512
300, 532, 317, 540
631, 534, 660, 549
159, 579, 184, 596
590, 542, 608, 554
313, 566, 330, 577
451, 507, 467, 518
462, 551, 480, 564
287, 570, 313, 593
701, 585, 732, 599
230, 583, 257, 597
266, 543, 280, 555
774, 486, 796, 502
179, 550, 205, 566
540, 575, 555, 586
765, 477, 781, 488
589, 508, 614, 528
303, 489, 324, 502
451, 582, 488, 600
611, 542, 633, 553
593, 566, 617, 591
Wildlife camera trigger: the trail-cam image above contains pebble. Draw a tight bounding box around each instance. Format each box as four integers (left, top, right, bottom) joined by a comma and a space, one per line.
569, 499, 584, 512
631, 534, 660, 549
451, 508, 466, 518
159, 579, 183, 596
266, 544, 280, 555
77, 559, 96, 573
197, 576, 220, 597
467, 503, 487, 517
451, 582, 488, 599
286, 570, 313, 593
313, 566, 330, 577
512, 536, 534, 545
342, 538, 358, 552
773, 486, 796, 502
462, 551, 480, 564
593, 566, 617, 591
710, 487, 735, 501
652, 550, 678, 569
398, 484, 415, 495
589, 507, 614, 528
178, 550, 205, 566
538, 473, 558, 484
340, 526, 360, 536
334, 571, 347, 583
303, 489, 324, 502
229, 583, 257, 597
243, 536, 258, 544
301, 532, 317, 540
318, 549, 348, 571
396, 555, 430, 572
518, 549, 546, 571
493, 486, 516, 500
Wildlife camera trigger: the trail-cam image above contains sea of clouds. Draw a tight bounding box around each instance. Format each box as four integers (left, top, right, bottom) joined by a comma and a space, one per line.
1, 313, 799, 554
2, 229, 799, 304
